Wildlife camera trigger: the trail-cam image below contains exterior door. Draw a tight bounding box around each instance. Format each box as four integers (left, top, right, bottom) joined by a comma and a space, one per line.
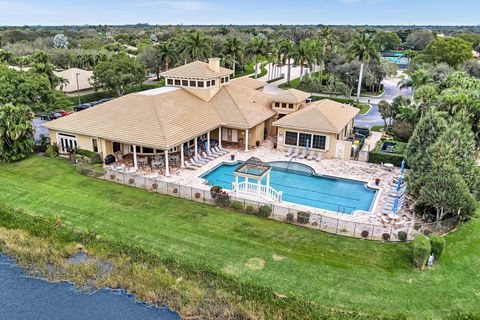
231, 129, 238, 142
221, 128, 228, 142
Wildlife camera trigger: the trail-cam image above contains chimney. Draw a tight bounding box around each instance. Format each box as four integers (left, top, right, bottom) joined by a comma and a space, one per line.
208, 57, 221, 72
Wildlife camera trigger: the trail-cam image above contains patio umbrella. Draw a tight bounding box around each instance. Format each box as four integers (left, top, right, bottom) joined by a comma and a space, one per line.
401, 159, 406, 176
306, 138, 310, 149
392, 196, 399, 213
396, 175, 402, 192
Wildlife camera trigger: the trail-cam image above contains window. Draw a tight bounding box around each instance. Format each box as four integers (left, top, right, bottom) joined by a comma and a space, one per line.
299, 133, 311, 147
221, 77, 225, 84
113, 142, 121, 153
275, 102, 280, 108
224, 77, 229, 83
182, 80, 188, 86
211, 79, 215, 86
58, 133, 77, 153
312, 135, 327, 150
92, 139, 98, 152
288, 103, 294, 109
174, 79, 180, 86
206, 80, 211, 87
166, 78, 173, 85
143, 147, 153, 153
169, 146, 179, 152
198, 81, 204, 88
282, 103, 287, 108
189, 80, 196, 87
285, 131, 298, 146
130, 145, 141, 153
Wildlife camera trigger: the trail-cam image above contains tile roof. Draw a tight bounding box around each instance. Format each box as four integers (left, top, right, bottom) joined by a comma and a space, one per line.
272, 99, 359, 133
44, 87, 221, 149
230, 77, 266, 90
272, 89, 311, 103
160, 61, 233, 79
54, 68, 93, 93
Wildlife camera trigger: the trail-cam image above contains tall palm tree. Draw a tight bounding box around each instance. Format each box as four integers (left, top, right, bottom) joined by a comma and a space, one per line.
30, 51, 63, 89
292, 40, 313, 81
246, 37, 268, 79
156, 40, 178, 71
398, 69, 432, 93
181, 31, 212, 62
347, 33, 379, 98
279, 40, 294, 84
318, 26, 336, 85
224, 37, 244, 77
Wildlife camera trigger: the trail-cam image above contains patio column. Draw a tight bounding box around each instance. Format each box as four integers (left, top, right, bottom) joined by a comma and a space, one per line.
245, 129, 249, 152
207, 131, 210, 152
194, 137, 198, 156
266, 172, 270, 190
165, 150, 170, 177
180, 143, 185, 168
133, 144, 138, 169
257, 178, 261, 199
218, 127, 222, 148
234, 175, 239, 190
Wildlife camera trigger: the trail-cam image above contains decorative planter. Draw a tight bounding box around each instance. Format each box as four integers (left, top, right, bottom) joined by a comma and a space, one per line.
152, 183, 158, 190
375, 178, 381, 185
255, 141, 260, 147
273, 142, 277, 149
230, 154, 235, 161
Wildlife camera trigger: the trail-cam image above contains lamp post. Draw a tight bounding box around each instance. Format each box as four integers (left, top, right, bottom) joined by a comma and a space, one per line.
75, 72, 81, 108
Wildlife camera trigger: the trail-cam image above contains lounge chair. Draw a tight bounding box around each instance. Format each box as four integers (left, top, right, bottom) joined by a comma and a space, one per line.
202, 151, 215, 160
292, 148, 299, 158
206, 150, 219, 158
189, 159, 203, 167
218, 146, 229, 153
298, 148, 307, 159
314, 152, 323, 161
184, 161, 197, 170
285, 147, 293, 157
213, 146, 228, 155
194, 155, 208, 164
307, 150, 315, 160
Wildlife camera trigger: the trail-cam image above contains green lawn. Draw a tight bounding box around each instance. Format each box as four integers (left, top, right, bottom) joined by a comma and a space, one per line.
1, 156, 479, 318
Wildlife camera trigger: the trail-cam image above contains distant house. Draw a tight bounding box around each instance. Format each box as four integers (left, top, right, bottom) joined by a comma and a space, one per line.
54, 68, 95, 96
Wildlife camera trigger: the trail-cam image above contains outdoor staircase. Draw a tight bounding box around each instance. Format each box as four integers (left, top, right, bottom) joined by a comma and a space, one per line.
232, 181, 282, 202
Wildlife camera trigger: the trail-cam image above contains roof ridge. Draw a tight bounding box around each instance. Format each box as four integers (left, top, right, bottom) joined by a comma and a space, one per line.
223, 85, 250, 127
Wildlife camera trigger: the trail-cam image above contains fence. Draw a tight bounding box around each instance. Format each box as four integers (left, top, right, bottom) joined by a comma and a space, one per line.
77, 164, 460, 242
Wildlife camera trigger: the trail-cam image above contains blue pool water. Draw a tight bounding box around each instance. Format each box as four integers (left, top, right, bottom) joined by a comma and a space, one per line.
201, 162, 376, 214
0, 254, 180, 320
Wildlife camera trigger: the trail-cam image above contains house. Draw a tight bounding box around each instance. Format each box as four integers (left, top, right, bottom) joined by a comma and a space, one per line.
43, 58, 359, 175
272, 99, 359, 160
54, 68, 94, 96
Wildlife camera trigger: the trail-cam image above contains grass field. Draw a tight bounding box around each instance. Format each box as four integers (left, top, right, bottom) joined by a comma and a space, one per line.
0, 156, 479, 318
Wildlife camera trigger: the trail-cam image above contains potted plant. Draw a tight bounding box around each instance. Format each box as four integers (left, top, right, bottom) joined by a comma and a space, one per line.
375, 178, 381, 185
255, 140, 260, 147
273, 142, 277, 149
230, 154, 235, 161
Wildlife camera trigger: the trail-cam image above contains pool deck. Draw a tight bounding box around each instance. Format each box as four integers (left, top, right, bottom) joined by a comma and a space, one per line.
153, 139, 412, 227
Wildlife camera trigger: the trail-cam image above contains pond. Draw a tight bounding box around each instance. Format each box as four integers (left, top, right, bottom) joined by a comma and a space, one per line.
0, 254, 180, 320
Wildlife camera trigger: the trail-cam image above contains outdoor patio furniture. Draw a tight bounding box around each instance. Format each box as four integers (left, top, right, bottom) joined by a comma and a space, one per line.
202, 151, 215, 160
285, 147, 293, 157
298, 148, 307, 159
151, 160, 163, 170
217, 146, 229, 154
292, 148, 299, 158
190, 158, 204, 167
194, 155, 208, 164
184, 161, 197, 170
213, 147, 228, 155
382, 163, 394, 171
206, 150, 219, 158
314, 152, 323, 161
307, 150, 315, 160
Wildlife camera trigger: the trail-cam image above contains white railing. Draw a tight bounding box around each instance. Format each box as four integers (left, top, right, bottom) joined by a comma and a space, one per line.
234, 181, 282, 202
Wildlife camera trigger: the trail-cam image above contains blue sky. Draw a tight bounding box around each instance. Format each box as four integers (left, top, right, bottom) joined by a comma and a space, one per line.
0, 0, 478, 26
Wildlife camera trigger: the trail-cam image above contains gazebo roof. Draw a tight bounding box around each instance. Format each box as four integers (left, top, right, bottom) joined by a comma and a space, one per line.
234, 157, 271, 177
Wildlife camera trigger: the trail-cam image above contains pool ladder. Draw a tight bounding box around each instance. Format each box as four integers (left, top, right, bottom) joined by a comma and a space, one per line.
337, 205, 346, 214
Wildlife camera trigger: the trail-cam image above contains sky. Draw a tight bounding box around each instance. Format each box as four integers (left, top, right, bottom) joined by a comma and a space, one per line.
0, 0, 478, 26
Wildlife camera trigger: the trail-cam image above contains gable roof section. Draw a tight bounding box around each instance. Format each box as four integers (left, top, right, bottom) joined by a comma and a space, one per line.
44, 87, 221, 149
272, 99, 359, 133
161, 61, 233, 79
54, 68, 93, 93
211, 83, 275, 129
230, 77, 266, 90
272, 89, 311, 103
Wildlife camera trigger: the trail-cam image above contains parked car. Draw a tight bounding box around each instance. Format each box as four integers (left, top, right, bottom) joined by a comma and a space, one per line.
73, 103, 92, 112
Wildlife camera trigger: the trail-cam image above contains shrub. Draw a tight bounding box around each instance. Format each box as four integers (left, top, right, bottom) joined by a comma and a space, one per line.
297, 212, 310, 224
423, 229, 431, 236
258, 205, 272, 218
151, 183, 158, 190
194, 192, 201, 199
382, 233, 391, 241
245, 205, 255, 214
429, 234, 446, 259
230, 201, 243, 210
412, 235, 431, 269
128, 178, 134, 185
45, 144, 59, 158
361, 230, 369, 238
173, 188, 178, 194
286, 212, 294, 222
210, 186, 230, 207
109, 174, 115, 180
398, 231, 408, 242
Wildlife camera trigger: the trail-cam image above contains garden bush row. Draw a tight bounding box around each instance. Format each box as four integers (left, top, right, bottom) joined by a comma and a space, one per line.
412, 234, 446, 269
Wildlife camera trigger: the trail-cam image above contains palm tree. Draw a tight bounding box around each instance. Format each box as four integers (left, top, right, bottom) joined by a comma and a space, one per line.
0, 50, 14, 64
181, 31, 212, 62
246, 37, 268, 79
0, 103, 34, 163
318, 26, 336, 85
279, 40, 294, 84
156, 40, 178, 71
292, 40, 313, 81
30, 51, 62, 89
347, 33, 380, 98
398, 69, 432, 93
224, 37, 244, 77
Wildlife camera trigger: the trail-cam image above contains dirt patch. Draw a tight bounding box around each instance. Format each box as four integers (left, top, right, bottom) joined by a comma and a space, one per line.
245, 257, 265, 271
272, 253, 284, 262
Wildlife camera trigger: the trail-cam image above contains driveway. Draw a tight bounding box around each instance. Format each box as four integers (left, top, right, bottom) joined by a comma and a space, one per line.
33, 119, 49, 141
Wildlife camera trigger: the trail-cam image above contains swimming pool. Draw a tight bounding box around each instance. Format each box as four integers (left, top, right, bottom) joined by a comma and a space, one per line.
201, 161, 377, 214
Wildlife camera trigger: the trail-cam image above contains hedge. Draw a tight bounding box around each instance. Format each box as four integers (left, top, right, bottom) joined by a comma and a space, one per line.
429, 234, 446, 259
412, 235, 431, 270
368, 139, 407, 167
